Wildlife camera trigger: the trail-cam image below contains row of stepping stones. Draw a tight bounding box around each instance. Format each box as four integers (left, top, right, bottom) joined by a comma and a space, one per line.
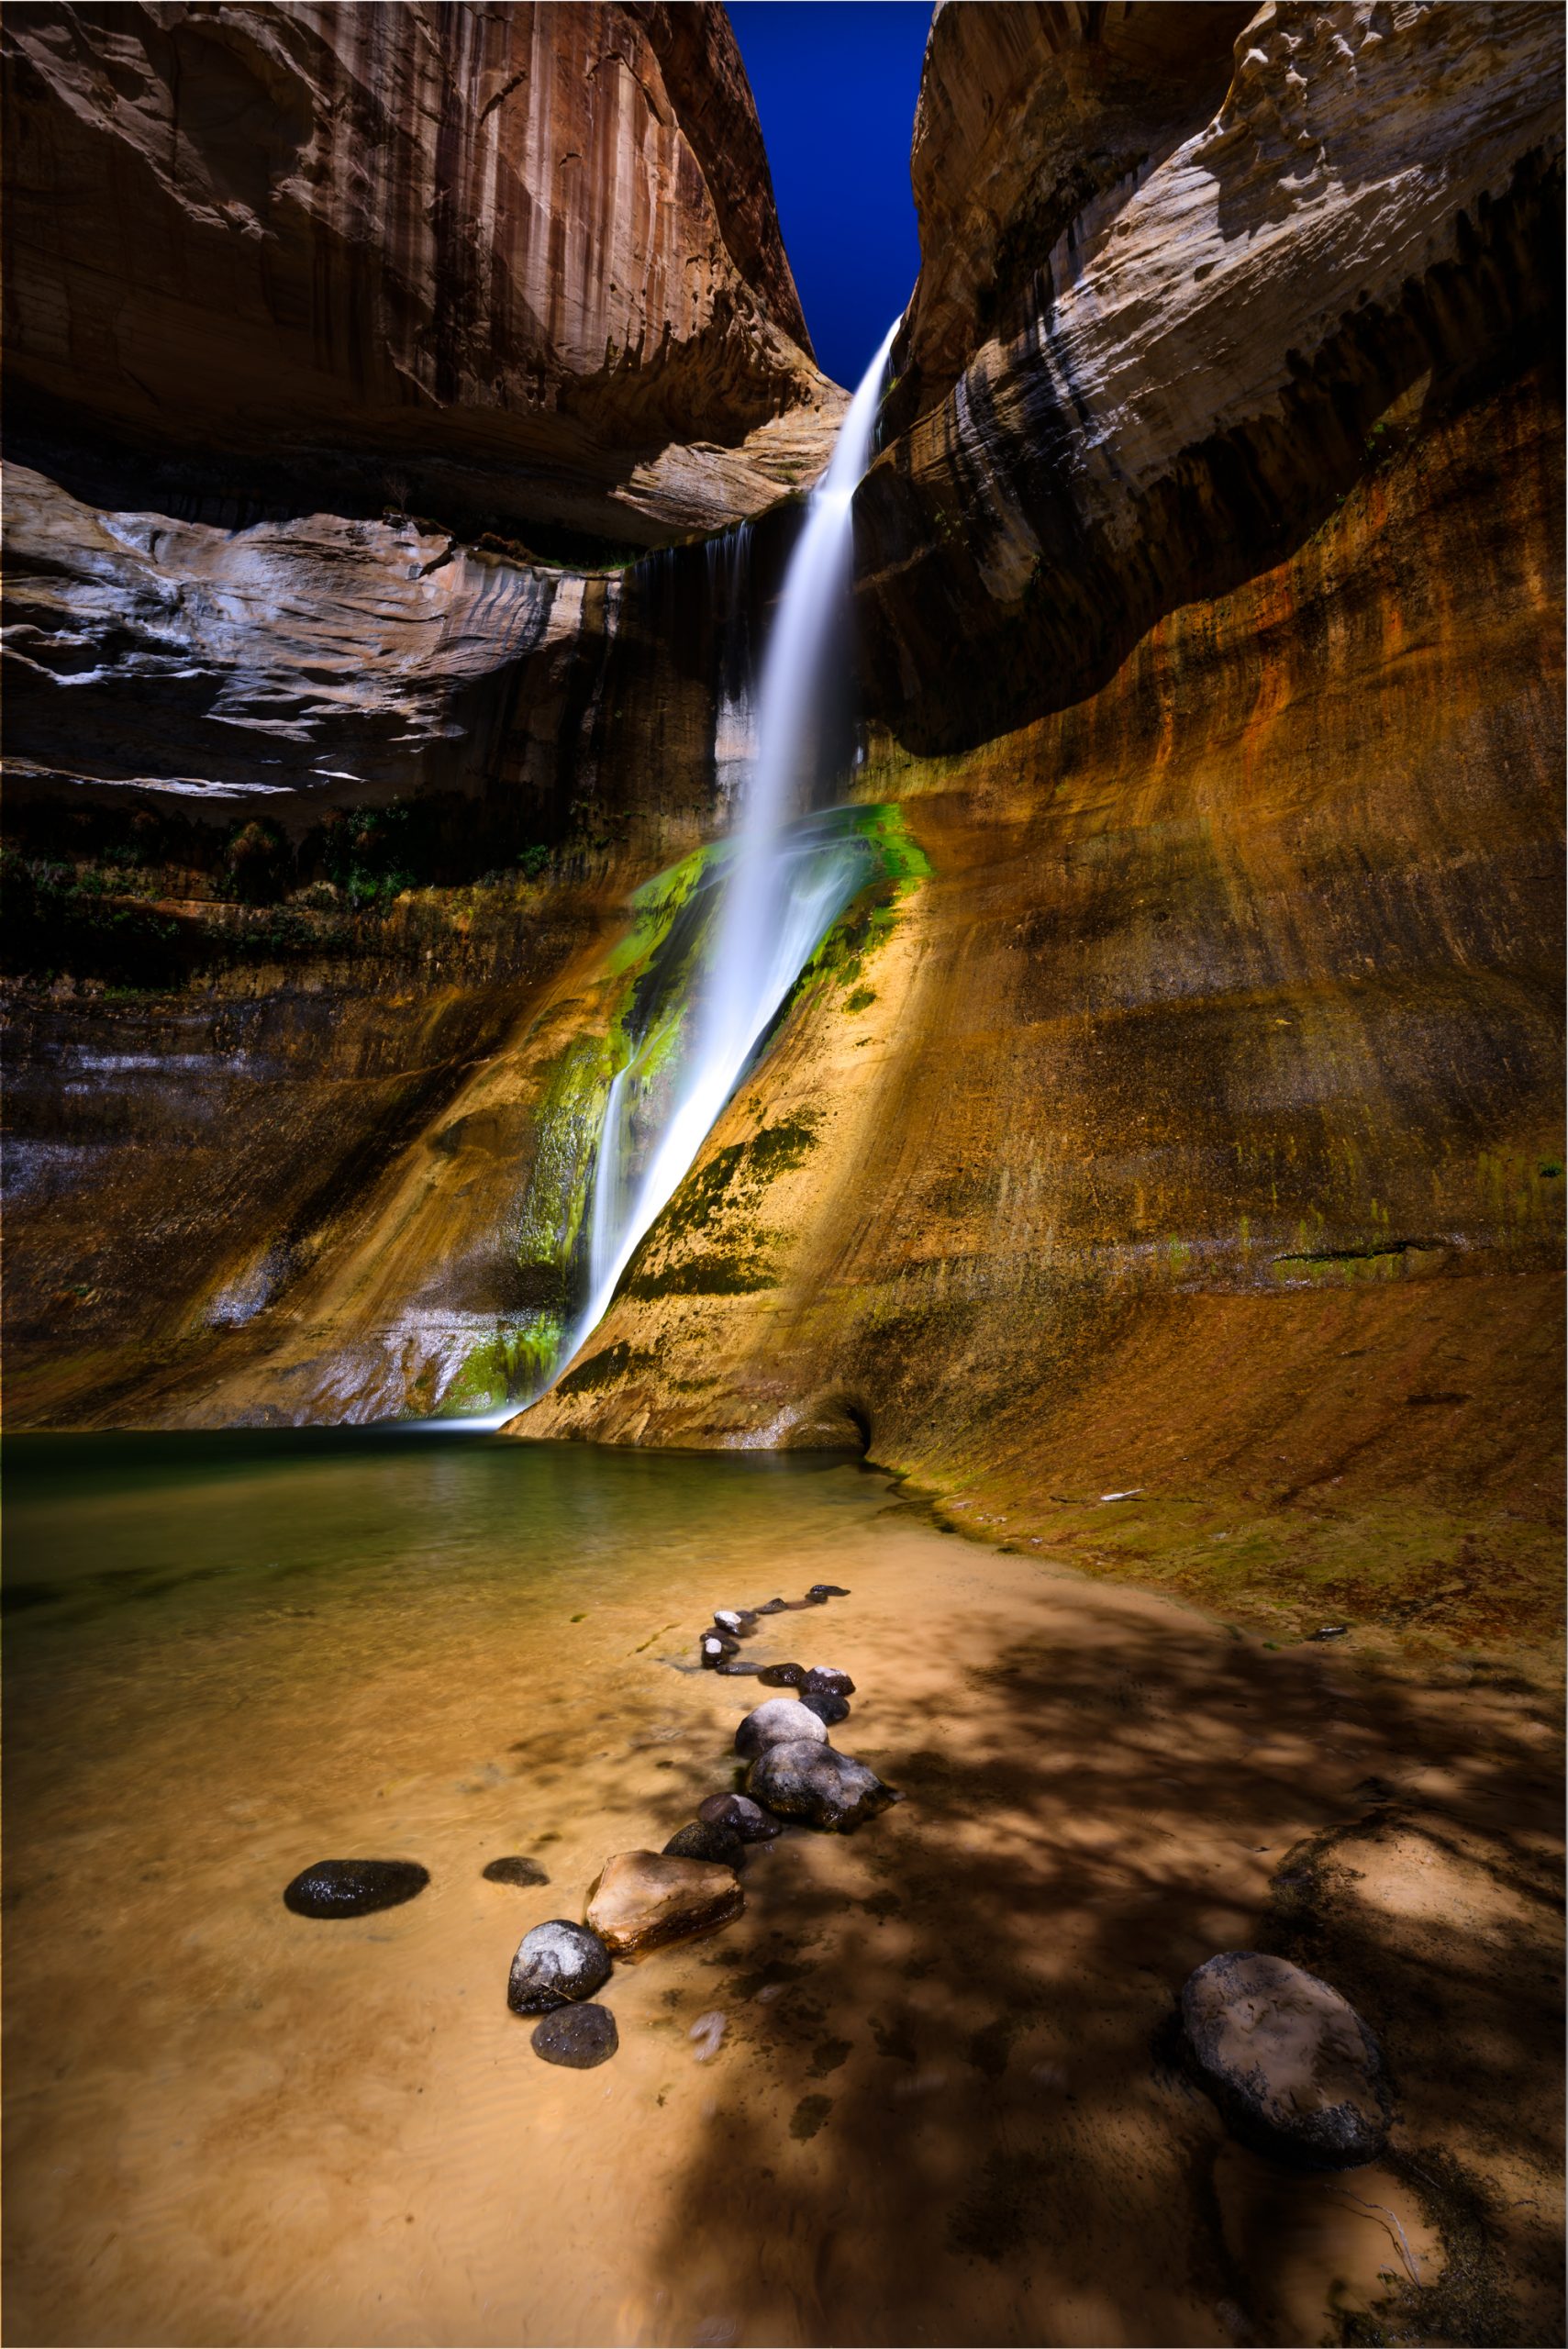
503, 1585, 906, 2065
282, 1594, 1394, 2157
281, 1584, 902, 2074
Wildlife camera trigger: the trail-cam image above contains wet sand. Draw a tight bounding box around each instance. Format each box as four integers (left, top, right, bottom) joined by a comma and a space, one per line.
3, 1436, 1562, 2346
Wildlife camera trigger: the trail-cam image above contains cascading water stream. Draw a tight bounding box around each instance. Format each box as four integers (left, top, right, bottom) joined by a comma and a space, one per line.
562, 317, 901, 1379
431, 319, 898, 1431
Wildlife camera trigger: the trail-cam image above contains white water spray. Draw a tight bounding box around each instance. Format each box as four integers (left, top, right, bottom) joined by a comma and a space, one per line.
566, 318, 900, 1374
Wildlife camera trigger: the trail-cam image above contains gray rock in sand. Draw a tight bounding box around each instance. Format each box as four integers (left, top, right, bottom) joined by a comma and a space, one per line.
507, 1919, 613, 2015
697, 1791, 782, 1843
734, 1697, 828, 1762
531, 2003, 618, 2068
1180, 1950, 1392, 2167
747, 1740, 901, 1831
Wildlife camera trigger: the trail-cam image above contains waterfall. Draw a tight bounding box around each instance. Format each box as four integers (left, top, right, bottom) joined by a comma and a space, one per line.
562, 318, 901, 1377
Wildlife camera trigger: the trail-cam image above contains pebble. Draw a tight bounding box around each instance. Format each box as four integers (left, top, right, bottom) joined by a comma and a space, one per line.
483, 1855, 550, 1887
734, 1697, 828, 1761
283, 1859, 428, 1919
507, 1919, 613, 2014
1180, 1950, 1392, 2166
689, 2010, 727, 2062
531, 2003, 618, 2069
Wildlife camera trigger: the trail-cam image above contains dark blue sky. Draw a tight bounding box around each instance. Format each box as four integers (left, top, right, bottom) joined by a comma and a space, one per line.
728, 2, 932, 392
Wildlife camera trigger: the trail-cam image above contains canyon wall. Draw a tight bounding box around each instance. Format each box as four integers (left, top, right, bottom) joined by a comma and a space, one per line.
0, 1, 828, 1423
4, 0, 834, 546
4, 0, 1564, 1649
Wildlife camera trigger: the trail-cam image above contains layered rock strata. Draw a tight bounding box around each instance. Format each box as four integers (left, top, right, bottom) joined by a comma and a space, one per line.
862, 0, 1564, 749
3, 1, 838, 545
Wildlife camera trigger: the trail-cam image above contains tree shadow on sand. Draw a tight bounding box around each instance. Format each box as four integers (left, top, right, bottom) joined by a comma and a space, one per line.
638, 1607, 1564, 2348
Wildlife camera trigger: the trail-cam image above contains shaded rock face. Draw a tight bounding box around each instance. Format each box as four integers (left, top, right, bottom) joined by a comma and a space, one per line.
862, 0, 1564, 751
1181, 1951, 1392, 2168
894, 1, 1255, 433
3, 2, 837, 548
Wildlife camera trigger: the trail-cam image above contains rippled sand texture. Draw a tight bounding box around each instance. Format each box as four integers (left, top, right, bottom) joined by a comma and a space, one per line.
3, 1437, 1562, 2346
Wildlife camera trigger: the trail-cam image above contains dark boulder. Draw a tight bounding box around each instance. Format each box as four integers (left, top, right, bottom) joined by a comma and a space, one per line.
747, 1741, 901, 1831
283, 1859, 428, 1918
700, 1630, 740, 1668
756, 1661, 806, 1687
507, 1919, 613, 2014
800, 1689, 850, 1727
801, 1665, 855, 1698
531, 2003, 618, 2069
807, 1584, 850, 1599
1180, 1951, 1392, 2167
483, 1855, 550, 1888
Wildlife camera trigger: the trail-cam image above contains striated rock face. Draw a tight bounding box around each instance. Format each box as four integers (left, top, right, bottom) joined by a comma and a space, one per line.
893, 0, 1255, 431
4, 464, 604, 811
862, 0, 1564, 750
3, 1, 840, 546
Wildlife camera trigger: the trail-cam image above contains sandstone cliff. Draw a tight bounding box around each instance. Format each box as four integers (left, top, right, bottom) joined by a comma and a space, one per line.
4, 1, 838, 546
861, 0, 1563, 749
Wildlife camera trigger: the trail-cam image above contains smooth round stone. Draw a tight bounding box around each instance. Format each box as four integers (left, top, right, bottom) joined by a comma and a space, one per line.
801, 1665, 855, 1698
755, 1661, 805, 1687
747, 1741, 900, 1831
1180, 1951, 1392, 2167
799, 1689, 850, 1727
700, 1631, 739, 1669
697, 1791, 782, 1843
483, 1855, 550, 1888
807, 1583, 850, 1599
531, 2003, 618, 2069
507, 1919, 613, 2014
283, 1859, 428, 1918
734, 1697, 828, 1761
663, 1820, 746, 1868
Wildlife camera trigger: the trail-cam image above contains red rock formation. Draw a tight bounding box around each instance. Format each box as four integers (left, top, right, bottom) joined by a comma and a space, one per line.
2, 1, 839, 544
